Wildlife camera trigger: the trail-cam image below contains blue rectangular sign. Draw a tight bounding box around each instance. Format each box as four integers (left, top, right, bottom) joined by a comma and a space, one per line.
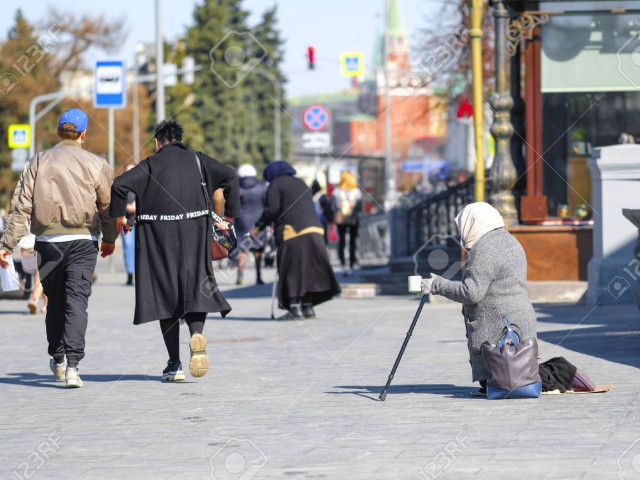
94, 61, 126, 108
401, 160, 424, 172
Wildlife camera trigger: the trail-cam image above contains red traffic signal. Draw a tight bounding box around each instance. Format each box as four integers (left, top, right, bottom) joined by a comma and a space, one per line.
307, 46, 315, 70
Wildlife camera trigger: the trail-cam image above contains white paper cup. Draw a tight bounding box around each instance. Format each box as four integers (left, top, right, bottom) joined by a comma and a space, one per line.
408, 275, 422, 293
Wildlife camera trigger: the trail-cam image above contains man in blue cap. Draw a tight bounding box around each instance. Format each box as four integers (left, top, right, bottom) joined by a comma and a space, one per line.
0, 108, 118, 388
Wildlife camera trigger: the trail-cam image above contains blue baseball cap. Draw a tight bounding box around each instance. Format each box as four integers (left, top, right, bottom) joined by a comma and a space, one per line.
58, 108, 88, 132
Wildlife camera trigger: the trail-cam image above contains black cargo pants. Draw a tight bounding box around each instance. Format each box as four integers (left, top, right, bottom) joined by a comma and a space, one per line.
35, 240, 98, 368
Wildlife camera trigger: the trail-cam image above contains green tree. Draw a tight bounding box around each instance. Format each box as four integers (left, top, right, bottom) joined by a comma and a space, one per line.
185, 0, 288, 168
0, 10, 58, 206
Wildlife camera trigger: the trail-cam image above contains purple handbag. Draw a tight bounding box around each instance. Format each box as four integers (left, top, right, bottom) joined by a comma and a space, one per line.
482, 317, 542, 399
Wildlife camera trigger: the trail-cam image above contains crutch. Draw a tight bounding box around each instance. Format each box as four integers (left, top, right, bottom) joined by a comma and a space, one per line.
379, 294, 428, 401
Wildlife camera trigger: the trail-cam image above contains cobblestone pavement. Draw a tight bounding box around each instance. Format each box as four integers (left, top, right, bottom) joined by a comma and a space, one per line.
1, 254, 639, 480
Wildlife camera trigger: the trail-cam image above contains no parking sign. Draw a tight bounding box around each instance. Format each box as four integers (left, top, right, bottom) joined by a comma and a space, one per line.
302, 104, 330, 132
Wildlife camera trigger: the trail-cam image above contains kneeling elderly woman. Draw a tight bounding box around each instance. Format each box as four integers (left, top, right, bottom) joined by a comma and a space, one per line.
421, 202, 537, 392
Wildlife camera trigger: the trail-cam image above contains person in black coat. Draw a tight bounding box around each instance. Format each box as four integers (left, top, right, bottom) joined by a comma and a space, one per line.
234, 164, 267, 285
252, 161, 340, 320
110, 120, 241, 381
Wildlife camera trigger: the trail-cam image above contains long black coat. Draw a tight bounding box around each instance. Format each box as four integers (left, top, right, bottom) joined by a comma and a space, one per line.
256, 175, 323, 245
110, 142, 241, 324
256, 174, 340, 309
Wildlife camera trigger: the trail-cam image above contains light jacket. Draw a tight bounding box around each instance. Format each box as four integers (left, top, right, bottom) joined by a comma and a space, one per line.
1, 140, 118, 252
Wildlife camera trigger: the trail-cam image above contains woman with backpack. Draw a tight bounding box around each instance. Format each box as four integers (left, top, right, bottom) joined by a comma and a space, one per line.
332, 171, 362, 275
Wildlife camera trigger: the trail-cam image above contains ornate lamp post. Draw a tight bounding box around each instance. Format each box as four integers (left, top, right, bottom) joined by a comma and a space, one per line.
490, 0, 519, 226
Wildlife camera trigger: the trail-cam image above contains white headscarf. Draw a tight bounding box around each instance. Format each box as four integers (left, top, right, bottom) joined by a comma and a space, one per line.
455, 202, 505, 250
237, 164, 257, 178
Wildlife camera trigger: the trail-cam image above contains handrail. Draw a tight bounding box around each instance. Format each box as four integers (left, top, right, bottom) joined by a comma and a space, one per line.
405, 173, 490, 255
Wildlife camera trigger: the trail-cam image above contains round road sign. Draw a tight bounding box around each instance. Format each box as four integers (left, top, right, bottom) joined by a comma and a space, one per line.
302, 104, 330, 132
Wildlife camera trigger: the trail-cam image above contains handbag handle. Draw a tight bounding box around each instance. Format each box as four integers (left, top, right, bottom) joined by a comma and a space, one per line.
497, 316, 519, 348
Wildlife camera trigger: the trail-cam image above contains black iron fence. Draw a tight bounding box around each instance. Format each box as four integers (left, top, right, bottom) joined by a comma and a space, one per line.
405, 175, 490, 255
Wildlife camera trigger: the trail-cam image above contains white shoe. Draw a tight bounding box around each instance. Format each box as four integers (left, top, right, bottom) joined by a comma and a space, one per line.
65, 367, 83, 388
49, 358, 66, 381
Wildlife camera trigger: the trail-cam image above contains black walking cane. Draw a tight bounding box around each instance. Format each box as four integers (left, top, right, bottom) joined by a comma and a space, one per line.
270, 270, 278, 320
379, 294, 428, 401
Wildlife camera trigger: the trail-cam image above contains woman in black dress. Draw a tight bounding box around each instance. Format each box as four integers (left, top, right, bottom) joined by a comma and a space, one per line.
110, 121, 240, 381
252, 161, 340, 320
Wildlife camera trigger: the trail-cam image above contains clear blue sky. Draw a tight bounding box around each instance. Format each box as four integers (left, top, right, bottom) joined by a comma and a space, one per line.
0, 0, 434, 98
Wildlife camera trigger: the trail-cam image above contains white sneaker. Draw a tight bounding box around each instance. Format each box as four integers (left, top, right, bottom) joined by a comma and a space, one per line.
49, 358, 66, 381
65, 367, 83, 388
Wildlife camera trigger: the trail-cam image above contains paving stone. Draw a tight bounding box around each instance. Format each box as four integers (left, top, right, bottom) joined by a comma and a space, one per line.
0, 256, 639, 479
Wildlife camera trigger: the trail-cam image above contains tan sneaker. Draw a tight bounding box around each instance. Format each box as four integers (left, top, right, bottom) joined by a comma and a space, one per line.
189, 333, 209, 378
28, 301, 37, 315
65, 367, 83, 388
49, 358, 66, 381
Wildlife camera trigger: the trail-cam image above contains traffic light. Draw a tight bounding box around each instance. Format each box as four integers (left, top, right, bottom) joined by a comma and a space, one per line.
307, 46, 315, 70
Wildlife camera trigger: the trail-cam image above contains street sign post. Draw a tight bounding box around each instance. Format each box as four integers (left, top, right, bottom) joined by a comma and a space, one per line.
8, 124, 30, 149
94, 60, 126, 108
11, 148, 29, 172
164, 63, 178, 87
340, 52, 364, 77
302, 104, 330, 132
302, 132, 331, 150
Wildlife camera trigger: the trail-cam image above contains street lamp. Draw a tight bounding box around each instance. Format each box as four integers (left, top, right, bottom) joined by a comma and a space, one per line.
244, 66, 282, 161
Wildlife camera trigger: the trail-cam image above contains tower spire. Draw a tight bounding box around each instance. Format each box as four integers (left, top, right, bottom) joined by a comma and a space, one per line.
387, 0, 405, 37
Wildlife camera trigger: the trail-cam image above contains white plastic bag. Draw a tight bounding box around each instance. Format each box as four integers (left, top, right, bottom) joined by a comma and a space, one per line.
20, 253, 38, 275
1, 258, 21, 291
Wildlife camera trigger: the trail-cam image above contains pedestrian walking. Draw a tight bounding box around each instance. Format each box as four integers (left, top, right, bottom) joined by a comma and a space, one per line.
332, 170, 362, 275
0, 108, 118, 388
122, 164, 136, 286
252, 161, 340, 320
420, 202, 538, 394
110, 120, 240, 382
311, 180, 333, 245
234, 164, 267, 286
17, 234, 48, 314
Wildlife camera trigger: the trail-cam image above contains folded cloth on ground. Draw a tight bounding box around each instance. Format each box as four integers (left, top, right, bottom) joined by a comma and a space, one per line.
539, 356, 577, 393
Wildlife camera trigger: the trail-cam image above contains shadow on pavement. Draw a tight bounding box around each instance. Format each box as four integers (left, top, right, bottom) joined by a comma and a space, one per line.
330, 384, 479, 400
0, 372, 162, 388
219, 283, 275, 299
215, 316, 275, 322
535, 303, 640, 371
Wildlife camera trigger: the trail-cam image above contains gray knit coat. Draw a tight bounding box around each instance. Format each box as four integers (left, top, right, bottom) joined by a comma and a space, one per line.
431, 228, 537, 382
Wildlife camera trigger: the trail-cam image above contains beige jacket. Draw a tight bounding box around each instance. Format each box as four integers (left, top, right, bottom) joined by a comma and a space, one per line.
1, 140, 118, 252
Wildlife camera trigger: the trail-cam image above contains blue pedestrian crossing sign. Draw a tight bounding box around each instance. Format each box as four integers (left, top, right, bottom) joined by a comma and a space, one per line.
340, 52, 364, 77
94, 60, 126, 108
8, 124, 30, 149
302, 104, 330, 132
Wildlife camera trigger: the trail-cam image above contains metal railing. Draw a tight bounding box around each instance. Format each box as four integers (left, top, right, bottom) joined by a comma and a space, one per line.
405, 174, 490, 255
